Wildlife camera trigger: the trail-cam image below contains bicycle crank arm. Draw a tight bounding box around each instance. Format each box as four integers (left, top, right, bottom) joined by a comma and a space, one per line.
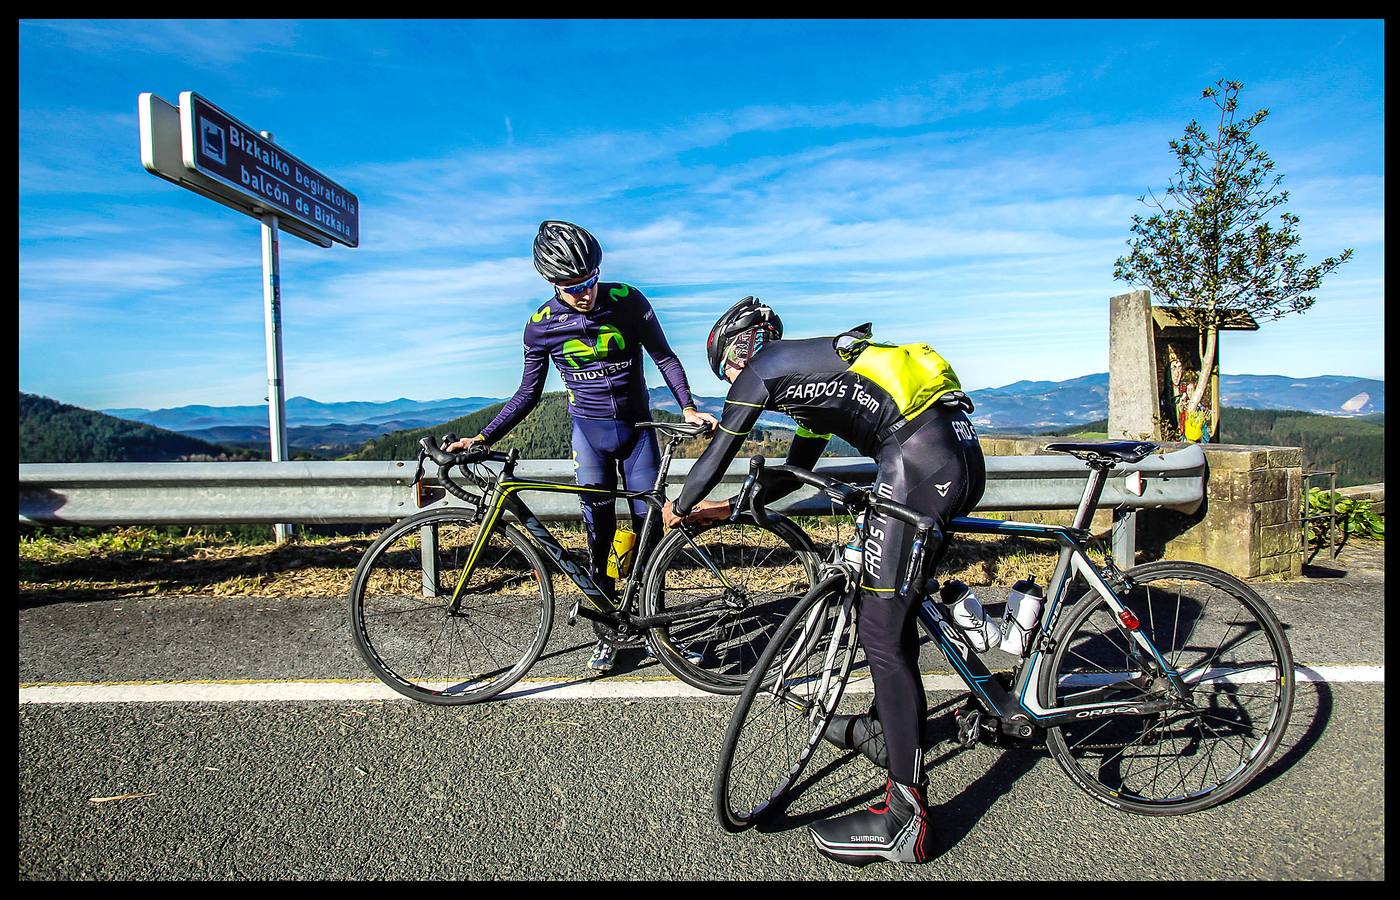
623, 611, 708, 631
568, 605, 614, 627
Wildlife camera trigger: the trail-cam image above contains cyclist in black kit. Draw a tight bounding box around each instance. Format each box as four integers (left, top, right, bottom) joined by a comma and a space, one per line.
663, 297, 986, 865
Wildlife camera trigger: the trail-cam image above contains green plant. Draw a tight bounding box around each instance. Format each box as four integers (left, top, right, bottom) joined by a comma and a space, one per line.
1114, 80, 1353, 435
1305, 488, 1385, 544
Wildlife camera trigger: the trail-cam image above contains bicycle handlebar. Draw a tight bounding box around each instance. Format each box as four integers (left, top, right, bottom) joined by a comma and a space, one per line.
415, 436, 517, 506
749, 462, 938, 596
418, 436, 514, 469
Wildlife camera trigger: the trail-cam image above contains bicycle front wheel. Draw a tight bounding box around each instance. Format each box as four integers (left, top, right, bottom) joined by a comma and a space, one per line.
349, 508, 554, 705
640, 514, 819, 694
713, 572, 858, 832
1044, 561, 1294, 815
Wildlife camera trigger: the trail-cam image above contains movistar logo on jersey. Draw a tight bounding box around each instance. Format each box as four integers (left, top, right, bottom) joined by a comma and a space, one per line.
608, 284, 631, 303
561, 325, 626, 368
530, 304, 552, 324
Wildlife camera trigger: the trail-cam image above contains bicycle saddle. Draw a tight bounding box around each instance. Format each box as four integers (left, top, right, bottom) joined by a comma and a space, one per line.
1044, 441, 1157, 465
638, 420, 713, 438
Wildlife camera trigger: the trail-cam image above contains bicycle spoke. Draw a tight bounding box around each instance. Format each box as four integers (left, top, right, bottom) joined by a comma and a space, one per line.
351, 515, 551, 703
1046, 563, 1292, 813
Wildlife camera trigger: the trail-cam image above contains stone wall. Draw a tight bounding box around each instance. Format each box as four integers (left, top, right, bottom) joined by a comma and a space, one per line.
1147, 445, 1304, 579
977, 436, 1304, 580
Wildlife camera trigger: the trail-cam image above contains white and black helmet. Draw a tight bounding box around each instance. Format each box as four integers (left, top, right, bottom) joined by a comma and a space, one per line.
707, 296, 783, 379
532, 220, 603, 284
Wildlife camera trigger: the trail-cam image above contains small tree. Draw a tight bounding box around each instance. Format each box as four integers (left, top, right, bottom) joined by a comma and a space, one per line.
1114, 79, 1353, 439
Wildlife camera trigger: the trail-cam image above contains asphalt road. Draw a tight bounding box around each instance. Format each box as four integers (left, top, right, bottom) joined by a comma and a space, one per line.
18, 543, 1386, 880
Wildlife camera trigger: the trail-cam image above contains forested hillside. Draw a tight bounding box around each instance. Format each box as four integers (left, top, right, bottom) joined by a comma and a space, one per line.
1218, 408, 1384, 487
19, 393, 263, 462
349, 391, 860, 461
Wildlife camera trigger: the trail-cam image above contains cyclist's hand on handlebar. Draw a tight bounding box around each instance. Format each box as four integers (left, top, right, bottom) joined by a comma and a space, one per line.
443, 434, 486, 454
682, 408, 719, 432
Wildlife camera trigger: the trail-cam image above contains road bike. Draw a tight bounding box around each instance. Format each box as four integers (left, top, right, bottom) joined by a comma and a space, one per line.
349, 421, 820, 703
714, 441, 1295, 827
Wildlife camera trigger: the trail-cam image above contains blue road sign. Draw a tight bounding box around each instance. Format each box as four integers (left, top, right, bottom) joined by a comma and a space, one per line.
180, 92, 359, 248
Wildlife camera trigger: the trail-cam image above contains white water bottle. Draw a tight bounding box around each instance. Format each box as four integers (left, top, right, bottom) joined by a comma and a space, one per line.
940, 580, 1001, 653
1000, 577, 1045, 657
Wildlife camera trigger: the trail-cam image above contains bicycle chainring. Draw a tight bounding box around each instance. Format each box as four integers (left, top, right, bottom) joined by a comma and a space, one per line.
592, 619, 646, 649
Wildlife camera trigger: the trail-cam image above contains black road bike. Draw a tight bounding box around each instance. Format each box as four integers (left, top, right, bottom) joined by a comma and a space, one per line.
349, 421, 820, 703
715, 442, 1295, 827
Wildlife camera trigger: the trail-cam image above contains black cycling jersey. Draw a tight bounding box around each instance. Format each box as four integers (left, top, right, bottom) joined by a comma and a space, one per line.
673, 334, 966, 516
673, 330, 982, 790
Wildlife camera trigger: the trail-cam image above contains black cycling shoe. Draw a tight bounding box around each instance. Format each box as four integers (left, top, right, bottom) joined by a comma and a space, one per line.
809, 777, 936, 865
822, 713, 888, 769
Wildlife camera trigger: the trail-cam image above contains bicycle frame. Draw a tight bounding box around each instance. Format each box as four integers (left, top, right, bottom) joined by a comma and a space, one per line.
902, 516, 1187, 733
445, 435, 742, 633
788, 522, 1184, 735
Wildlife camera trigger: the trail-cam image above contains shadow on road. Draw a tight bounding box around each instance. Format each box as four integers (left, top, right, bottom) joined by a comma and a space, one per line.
751, 697, 1044, 843
741, 664, 1330, 840
1230, 670, 1333, 802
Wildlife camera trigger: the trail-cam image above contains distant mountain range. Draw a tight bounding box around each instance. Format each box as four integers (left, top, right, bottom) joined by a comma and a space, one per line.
100, 396, 502, 455
96, 373, 1383, 452
19, 393, 264, 463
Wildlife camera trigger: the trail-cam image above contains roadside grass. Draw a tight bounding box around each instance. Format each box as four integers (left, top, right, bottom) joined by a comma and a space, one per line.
19, 520, 1076, 603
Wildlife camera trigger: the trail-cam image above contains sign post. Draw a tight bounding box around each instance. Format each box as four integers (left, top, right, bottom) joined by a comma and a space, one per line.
139, 92, 359, 542
258, 130, 290, 542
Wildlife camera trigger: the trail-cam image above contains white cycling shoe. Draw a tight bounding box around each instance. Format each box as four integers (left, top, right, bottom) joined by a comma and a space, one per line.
588, 640, 619, 672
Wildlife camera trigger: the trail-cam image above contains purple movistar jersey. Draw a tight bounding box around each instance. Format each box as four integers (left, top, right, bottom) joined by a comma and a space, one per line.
478, 282, 697, 443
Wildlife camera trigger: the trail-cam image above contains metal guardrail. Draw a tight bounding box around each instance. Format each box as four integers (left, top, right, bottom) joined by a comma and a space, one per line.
19, 446, 1206, 567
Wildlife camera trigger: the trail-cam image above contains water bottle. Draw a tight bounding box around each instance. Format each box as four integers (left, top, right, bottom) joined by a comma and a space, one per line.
843, 513, 866, 566
1000, 577, 1045, 657
939, 580, 1001, 653
606, 528, 637, 579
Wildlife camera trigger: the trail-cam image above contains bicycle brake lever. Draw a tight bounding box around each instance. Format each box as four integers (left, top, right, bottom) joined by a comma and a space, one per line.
411, 449, 426, 487
731, 456, 764, 522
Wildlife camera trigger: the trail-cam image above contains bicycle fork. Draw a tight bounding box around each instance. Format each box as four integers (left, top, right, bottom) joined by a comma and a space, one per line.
768, 588, 857, 717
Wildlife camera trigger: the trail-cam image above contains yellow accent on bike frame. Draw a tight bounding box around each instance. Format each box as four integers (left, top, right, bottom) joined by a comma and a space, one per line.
847, 341, 962, 421
450, 480, 615, 609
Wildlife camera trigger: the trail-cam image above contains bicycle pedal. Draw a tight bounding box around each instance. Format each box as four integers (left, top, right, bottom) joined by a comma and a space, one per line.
567, 600, 580, 627
954, 708, 982, 749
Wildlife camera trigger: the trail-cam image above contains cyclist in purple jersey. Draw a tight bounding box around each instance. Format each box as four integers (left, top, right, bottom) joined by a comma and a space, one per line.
448, 221, 719, 672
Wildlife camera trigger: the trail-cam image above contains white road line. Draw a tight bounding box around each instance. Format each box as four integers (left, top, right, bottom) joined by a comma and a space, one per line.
16, 665, 1382, 705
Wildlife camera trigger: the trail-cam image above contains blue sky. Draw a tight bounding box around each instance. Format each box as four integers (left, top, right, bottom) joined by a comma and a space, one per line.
19, 19, 1385, 411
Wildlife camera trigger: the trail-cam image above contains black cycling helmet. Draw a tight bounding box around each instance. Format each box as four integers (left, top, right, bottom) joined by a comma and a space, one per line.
707, 296, 783, 379
532, 220, 603, 284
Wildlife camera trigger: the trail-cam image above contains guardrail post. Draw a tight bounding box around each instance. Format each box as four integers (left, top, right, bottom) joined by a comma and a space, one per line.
1112, 508, 1136, 569
420, 523, 438, 597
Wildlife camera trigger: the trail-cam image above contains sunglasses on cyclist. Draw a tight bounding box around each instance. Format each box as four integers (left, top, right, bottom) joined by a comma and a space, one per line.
557, 269, 600, 296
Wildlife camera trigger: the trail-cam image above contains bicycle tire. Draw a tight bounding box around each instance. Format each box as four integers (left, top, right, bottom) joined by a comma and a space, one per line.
712, 572, 857, 831
1043, 560, 1294, 815
349, 507, 554, 705
640, 513, 820, 694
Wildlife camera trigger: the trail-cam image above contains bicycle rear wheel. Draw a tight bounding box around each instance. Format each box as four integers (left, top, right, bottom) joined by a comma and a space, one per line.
640, 514, 819, 694
713, 572, 858, 831
349, 508, 554, 705
1044, 561, 1294, 815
